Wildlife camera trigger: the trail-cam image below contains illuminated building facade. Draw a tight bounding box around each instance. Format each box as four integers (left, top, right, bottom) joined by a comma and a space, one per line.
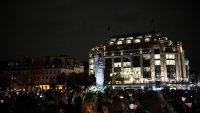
89, 32, 189, 85
1, 55, 84, 89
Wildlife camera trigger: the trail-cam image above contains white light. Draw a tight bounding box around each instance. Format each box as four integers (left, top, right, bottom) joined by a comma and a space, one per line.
114, 62, 121, 67
166, 54, 175, 59
166, 60, 175, 65
185, 103, 192, 108
90, 65, 94, 69
110, 41, 114, 45
180, 47, 183, 53
110, 38, 116, 41
154, 54, 160, 59
1, 100, 4, 103
117, 41, 122, 45
123, 62, 131, 67
126, 40, 131, 44
152, 86, 157, 91
127, 37, 133, 39
181, 97, 186, 102
134, 39, 141, 43
129, 104, 138, 110
119, 38, 124, 40
155, 60, 161, 65
130, 78, 134, 83
145, 38, 150, 42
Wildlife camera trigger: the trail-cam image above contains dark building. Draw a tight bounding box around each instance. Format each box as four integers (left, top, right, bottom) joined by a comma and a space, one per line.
0, 55, 84, 89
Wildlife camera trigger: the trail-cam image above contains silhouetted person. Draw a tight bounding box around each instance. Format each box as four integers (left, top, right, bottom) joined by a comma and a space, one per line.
110, 96, 128, 113
13, 95, 41, 113
141, 91, 170, 113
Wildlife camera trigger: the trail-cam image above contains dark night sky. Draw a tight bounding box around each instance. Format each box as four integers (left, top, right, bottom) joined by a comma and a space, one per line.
2, 0, 200, 71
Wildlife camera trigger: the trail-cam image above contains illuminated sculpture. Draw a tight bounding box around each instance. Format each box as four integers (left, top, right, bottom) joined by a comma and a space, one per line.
85, 54, 106, 93
94, 54, 104, 86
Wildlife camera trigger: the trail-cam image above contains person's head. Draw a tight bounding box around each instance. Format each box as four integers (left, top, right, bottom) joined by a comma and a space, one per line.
102, 102, 110, 113
142, 91, 165, 113
110, 97, 128, 113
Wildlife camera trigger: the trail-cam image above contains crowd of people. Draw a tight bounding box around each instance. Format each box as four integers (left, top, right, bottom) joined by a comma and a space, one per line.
0, 87, 200, 113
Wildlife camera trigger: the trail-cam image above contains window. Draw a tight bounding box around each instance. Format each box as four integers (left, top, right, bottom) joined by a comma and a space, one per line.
165, 48, 173, 52
117, 41, 122, 45
143, 49, 151, 54
123, 56, 132, 62
126, 40, 131, 44
90, 65, 94, 69
144, 67, 150, 72
110, 38, 116, 41
154, 49, 160, 54
145, 34, 152, 37
90, 59, 93, 64
154, 54, 160, 59
114, 62, 121, 67
126, 37, 133, 39
114, 67, 121, 72
105, 52, 112, 56
119, 38, 124, 40
143, 54, 150, 60
155, 60, 160, 65
110, 41, 114, 45
90, 70, 94, 74
132, 56, 140, 67
136, 36, 142, 38
166, 54, 175, 59
123, 62, 131, 67
145, 38, 150, 42
143, 58, 150, 67
134, 39, 141, 43
155, 65, 161, 78
143, 67, 151, 78
114, 57, 121, 62
132, 67, 141, 72
123, 68, 131, 73
166, 60, 175, 65
132, 67, 141, 78
167, 65, 176, 78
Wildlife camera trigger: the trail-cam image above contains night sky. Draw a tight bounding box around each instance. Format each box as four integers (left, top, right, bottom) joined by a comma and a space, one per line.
2, 0, 200, 71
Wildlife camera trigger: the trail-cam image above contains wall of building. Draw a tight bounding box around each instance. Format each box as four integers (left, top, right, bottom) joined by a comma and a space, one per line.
89, 32, 189, 84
